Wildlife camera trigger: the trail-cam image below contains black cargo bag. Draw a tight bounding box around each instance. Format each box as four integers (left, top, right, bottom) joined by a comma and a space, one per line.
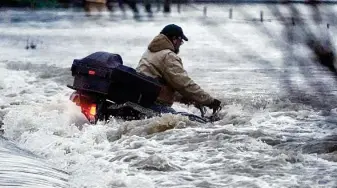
69, 52, 162, 107
108, 65, 162, 107
70, 51, 123, 95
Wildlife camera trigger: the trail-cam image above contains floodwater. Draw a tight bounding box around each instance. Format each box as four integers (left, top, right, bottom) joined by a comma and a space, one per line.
0, 4, 337, 188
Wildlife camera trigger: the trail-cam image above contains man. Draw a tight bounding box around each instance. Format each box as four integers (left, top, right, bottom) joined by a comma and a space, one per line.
84, 0, 107, 13
136, 24, 221, 114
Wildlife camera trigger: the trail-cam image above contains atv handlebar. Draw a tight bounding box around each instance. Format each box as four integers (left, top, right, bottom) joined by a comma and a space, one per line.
197, 105, 222, 122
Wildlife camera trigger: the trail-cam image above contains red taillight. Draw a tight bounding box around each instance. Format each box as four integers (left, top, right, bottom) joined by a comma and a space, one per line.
81, 103, 97, 123
88, 104, 97, 116
88, 70, 96, 75
70, 92, 97, 123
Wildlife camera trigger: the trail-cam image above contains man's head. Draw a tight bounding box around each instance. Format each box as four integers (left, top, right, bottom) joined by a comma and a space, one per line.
160, 24, 188, 54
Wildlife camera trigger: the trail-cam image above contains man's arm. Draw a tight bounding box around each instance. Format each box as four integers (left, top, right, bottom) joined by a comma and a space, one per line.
161, 52, 214, 106
173, 92, 194, 105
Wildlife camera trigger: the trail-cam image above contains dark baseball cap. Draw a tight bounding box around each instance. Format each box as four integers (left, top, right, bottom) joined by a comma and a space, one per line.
160, 24, 188, 41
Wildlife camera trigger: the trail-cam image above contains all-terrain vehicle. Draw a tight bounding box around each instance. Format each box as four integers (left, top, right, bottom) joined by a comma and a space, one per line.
67, 52, 220, 124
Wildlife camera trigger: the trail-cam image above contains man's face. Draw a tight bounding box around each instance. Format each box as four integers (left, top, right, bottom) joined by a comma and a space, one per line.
172, 37, 184, 54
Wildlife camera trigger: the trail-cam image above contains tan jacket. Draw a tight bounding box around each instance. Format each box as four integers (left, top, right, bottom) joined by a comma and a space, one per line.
136, 34, 214, 106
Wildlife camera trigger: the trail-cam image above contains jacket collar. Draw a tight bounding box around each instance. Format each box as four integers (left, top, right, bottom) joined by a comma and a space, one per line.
148, 34, 175, 52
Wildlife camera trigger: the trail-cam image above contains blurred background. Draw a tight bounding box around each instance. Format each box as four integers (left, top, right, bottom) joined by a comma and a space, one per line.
2, 0, 336, 14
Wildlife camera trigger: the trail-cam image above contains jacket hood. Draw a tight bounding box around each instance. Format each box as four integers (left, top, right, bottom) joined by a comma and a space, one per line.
148, 34, 175, 52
